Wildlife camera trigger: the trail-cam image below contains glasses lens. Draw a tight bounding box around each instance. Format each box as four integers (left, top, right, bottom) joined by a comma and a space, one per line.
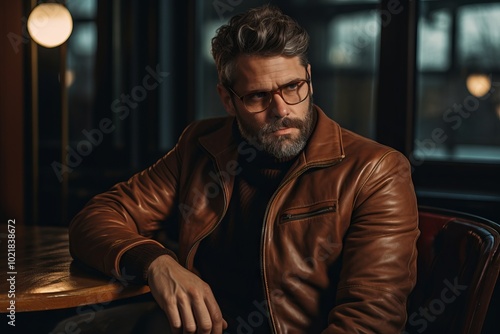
243, 92, 271, 113
242, 80, 309, 113
282, 81, 309, 105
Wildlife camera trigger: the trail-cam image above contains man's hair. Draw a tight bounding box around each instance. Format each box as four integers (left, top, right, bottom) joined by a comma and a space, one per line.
211, 5, 310, 87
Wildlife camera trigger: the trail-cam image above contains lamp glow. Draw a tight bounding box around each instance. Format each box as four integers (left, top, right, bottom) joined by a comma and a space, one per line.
28, 3, 73, 48
466, 74, 491, 98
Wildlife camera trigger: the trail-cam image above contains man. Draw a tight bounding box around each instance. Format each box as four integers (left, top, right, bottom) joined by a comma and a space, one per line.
69, 5, 419, 333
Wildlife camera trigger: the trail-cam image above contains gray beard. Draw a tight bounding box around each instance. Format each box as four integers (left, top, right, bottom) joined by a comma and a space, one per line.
236, 99, 315, 159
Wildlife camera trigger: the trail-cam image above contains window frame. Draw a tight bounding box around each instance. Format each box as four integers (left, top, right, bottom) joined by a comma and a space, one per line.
376, 0, 500, 222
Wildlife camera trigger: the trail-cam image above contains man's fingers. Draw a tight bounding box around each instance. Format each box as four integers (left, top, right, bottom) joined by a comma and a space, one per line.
148, 257, 226, 333
164, 299, 182, 333
165, 296, 226, 334
178, 297, 197, 333
192, 299, 214, 334
204, 296, 226, 333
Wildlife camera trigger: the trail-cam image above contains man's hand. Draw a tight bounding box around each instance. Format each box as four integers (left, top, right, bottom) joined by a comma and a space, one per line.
147, 255, 228, 334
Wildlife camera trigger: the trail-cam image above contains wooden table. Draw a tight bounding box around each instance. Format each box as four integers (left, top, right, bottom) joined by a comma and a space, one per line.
0, 225, 150, 312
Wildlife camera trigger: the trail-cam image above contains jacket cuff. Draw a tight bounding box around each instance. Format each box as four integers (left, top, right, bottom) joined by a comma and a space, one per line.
119, 243, 171, 285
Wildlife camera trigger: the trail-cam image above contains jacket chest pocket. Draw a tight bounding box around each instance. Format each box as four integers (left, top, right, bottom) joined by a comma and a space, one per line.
279, 200, 337, 225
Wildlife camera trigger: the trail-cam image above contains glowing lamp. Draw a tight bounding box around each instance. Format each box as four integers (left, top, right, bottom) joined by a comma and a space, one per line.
27, 3, 73, 48
466, 73, 491, 98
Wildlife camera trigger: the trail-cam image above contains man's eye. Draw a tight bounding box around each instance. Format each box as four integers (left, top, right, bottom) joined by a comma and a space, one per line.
246, 92, 268, 101
284, 82, 299, 91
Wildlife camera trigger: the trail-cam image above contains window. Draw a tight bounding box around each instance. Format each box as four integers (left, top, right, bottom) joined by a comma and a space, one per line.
411, 0, 500, 223
67, 0, 97, 142
325, 9, 380, 138
414, 1, 500, 163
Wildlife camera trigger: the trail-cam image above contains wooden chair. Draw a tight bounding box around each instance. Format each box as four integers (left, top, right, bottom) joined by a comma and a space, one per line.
405, 206, 500, 334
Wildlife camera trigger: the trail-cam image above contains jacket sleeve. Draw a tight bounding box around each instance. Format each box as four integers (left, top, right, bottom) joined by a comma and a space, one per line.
323, 150, 419, 333
68, 140, 184, 280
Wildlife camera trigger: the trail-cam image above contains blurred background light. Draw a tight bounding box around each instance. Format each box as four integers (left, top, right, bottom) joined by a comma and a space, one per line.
466, 73, 492, 98
28, 3, 73, 48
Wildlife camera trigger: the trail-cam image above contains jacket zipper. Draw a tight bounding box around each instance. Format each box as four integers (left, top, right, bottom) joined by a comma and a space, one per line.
260, 158, 344, 333
280, 205, 336, 223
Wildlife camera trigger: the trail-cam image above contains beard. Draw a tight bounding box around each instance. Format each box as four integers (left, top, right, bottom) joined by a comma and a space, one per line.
236, 97, 316, 159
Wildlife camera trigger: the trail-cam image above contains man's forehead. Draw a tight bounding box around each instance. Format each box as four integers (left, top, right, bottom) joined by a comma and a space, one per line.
232, 55, 305, 89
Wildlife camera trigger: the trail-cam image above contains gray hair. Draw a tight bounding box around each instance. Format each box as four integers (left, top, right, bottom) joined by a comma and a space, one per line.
211, 5, 310, 87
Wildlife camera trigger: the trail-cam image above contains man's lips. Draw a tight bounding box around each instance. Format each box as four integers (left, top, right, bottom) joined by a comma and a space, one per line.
271, 127, 294, 135
264, 118, 303, 136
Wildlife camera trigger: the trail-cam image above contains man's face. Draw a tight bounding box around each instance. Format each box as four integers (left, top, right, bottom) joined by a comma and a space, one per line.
218, 55, 315, 159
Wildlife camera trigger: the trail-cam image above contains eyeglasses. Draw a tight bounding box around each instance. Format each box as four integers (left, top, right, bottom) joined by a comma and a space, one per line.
226, 75, 311, 113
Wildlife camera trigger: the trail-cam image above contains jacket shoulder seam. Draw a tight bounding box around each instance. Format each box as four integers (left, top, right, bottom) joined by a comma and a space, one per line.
352, 150, 400, 206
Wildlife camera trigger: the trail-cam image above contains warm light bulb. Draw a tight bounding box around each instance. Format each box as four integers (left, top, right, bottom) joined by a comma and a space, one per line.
466, 74, 491, 98
27, 3, 73, 48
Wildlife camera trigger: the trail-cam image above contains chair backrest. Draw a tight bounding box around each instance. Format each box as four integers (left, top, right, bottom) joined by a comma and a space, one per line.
404, 206, 500, 334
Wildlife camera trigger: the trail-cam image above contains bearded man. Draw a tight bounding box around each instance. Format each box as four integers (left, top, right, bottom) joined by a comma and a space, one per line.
69, 5, 419, 334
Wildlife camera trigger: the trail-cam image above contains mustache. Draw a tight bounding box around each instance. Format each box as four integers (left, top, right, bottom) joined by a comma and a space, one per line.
262, 117, 305, 133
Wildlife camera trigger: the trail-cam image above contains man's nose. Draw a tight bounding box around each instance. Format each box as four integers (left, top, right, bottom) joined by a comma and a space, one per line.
269, 92, 289, 118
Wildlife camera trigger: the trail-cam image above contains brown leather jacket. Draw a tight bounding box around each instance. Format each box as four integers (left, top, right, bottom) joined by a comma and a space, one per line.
69, 106, 419, 333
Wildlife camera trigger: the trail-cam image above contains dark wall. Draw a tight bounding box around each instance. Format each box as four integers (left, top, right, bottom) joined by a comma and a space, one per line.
0, 1, 25, 223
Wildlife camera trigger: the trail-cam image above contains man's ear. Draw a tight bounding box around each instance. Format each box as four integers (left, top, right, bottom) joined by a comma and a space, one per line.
217, 84, 236, 116
307, 63, 313, 95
